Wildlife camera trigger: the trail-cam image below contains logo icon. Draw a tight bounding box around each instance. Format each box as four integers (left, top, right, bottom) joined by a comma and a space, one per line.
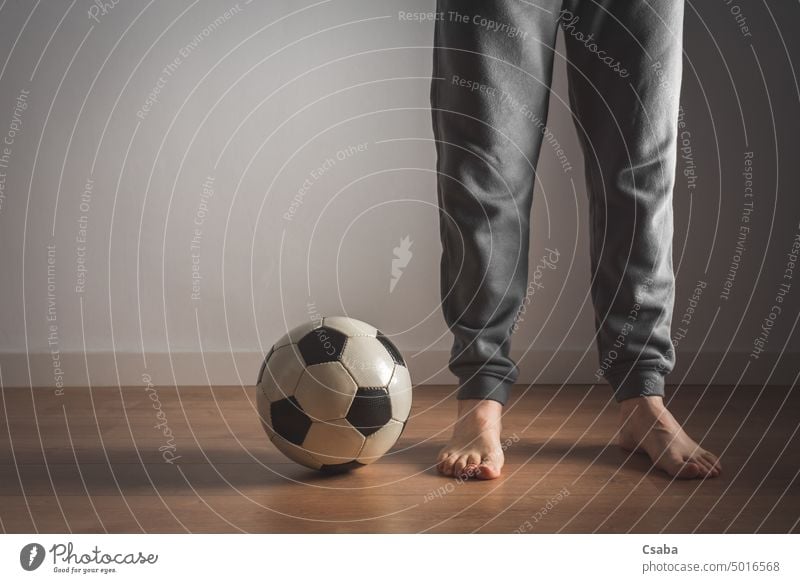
390, 235, 413, 293
20, 543, 46, 571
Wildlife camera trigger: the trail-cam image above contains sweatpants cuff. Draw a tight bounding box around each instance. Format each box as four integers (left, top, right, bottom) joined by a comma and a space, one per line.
608, 369, 666, 402
456, 375, 512, 405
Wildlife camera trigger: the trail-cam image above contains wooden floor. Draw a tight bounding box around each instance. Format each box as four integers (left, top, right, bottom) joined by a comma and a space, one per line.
0, 384, 797, 533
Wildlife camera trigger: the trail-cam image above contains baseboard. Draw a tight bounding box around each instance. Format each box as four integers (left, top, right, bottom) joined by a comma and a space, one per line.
0, 348, 795, 389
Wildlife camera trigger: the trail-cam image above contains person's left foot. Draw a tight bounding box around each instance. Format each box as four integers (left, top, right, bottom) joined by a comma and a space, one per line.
618, 396, 722, 479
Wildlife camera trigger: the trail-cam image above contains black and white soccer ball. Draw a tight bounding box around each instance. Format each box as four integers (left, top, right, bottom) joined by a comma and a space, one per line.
256, 316, 412, 473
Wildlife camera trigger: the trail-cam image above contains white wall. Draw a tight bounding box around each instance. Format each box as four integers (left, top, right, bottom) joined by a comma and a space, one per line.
0, 0, 797, 389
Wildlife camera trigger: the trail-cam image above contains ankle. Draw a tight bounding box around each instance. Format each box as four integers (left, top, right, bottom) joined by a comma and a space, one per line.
456, 398, 503, 427
619, 395, 665, 416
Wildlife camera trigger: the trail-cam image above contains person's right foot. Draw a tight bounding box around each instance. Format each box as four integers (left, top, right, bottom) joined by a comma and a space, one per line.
437, 399, 504, 480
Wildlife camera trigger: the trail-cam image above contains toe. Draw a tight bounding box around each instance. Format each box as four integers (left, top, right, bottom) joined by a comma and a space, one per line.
693, 457, 715, 477
477, 462, 502, 480
463, 453, 481, 478
435, 451, 450, 474
702, 451, 722, 472
706, 459, 721, 477
695, 453, 721, 478
436, 454, 450, 475
453, 455, 469, 478
677, 460, 703, 479
701, 457, 720, 478
660, 454, 700, 479
439, 454, 457, 476
476, 455, 503, 480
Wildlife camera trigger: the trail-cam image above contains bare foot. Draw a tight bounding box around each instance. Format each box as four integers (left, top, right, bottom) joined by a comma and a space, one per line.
618, 396, 722, 479
437, 399, 504, 480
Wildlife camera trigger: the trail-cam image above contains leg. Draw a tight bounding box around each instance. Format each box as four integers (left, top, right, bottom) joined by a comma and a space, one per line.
431, 0, 562, 478
562, 0, 720, 478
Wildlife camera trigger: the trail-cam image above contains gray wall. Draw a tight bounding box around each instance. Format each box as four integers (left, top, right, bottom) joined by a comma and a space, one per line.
0, 0, 797, 389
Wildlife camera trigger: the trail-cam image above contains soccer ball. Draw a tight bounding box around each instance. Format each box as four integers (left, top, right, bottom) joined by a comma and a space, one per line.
256, 316, 412, 473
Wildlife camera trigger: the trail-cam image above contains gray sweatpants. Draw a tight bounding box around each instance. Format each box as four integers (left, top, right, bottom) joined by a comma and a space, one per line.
431, 0, 684, 404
